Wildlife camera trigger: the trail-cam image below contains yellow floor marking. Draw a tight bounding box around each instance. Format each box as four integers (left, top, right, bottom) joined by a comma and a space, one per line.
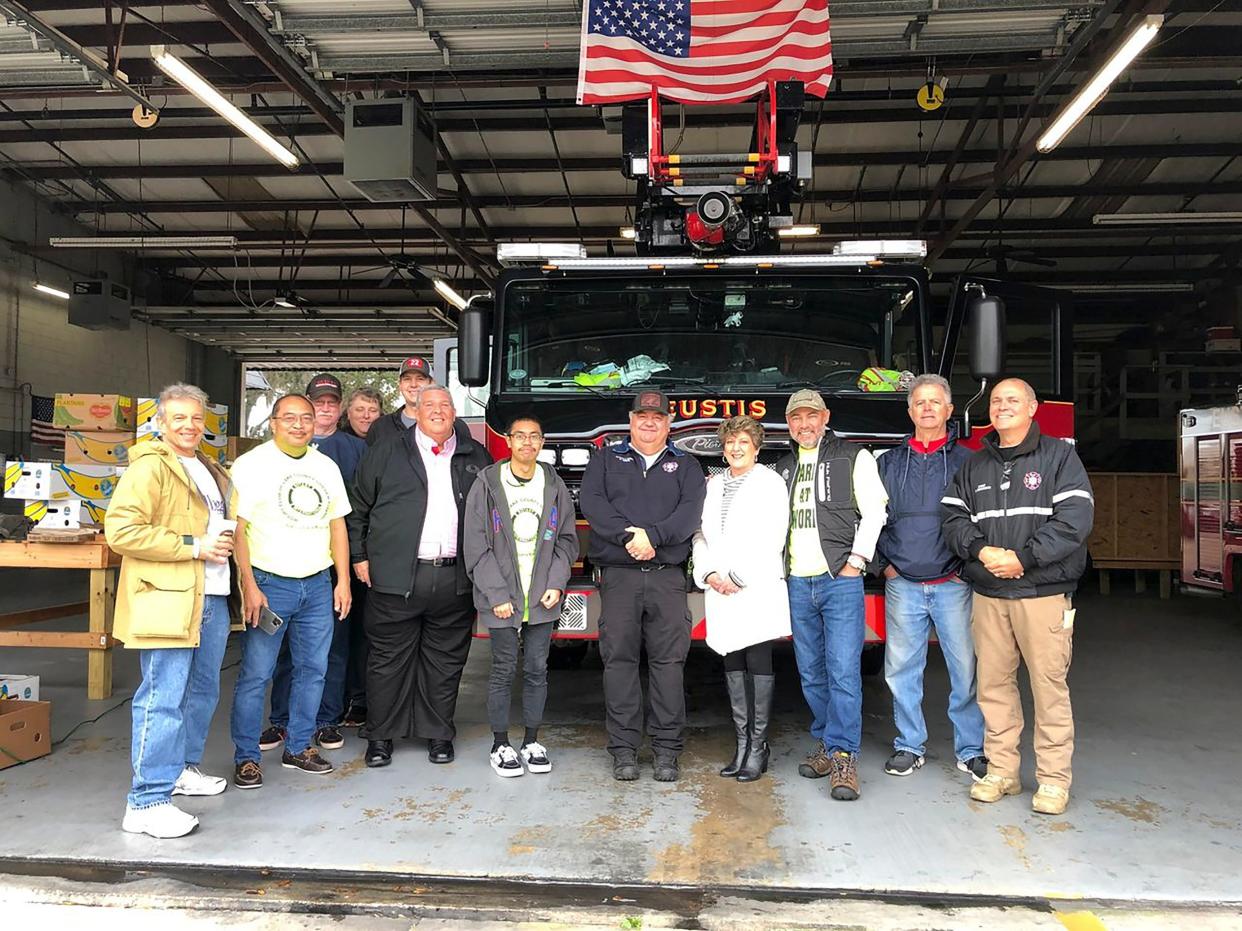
1056, 911, 1108, 931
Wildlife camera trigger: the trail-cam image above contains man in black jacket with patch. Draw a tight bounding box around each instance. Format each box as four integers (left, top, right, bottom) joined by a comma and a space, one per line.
941, 377, 1093, 816
579, 389, 706, 783
347, 384, 491, 768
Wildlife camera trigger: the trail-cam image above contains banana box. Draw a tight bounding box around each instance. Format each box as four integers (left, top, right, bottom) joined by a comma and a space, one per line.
53, 393, 135, 432
50, 463, 119, 504
199, 432, 228, 464
24, 499, 83, 529
205, 402, 229, 436
4, 460, 55, 499
63, 430, 136, 467
136, 397, 159, 439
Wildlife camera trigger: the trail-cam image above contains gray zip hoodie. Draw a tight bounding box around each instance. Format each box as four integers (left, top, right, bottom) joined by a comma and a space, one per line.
462, 460, 579, 628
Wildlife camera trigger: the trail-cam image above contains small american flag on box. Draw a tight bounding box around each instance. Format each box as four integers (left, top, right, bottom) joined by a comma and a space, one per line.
577, 0, 833, 105
29, 395, 65, 449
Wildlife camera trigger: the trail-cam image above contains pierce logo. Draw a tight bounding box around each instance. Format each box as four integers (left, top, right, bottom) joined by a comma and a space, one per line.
1023, 471, 1042, 491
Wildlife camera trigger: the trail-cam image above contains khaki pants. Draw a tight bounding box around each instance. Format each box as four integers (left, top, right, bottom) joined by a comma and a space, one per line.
971, 592, 1074, 788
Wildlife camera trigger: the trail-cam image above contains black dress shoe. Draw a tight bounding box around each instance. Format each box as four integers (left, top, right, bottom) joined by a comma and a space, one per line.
428, 739, 455, 764
365, 739, 393, 768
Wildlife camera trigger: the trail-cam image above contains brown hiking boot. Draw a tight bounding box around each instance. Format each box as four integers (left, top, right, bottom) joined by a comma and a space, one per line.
828, 750, 860, 801
798, 742, 832, 779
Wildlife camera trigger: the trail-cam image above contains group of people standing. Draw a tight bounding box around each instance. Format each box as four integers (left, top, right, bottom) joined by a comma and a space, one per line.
104, 363, 1092, 839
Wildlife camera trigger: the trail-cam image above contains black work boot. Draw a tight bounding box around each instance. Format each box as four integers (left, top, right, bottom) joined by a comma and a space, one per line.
720, 670, 750, 778
737, 674, 774, 783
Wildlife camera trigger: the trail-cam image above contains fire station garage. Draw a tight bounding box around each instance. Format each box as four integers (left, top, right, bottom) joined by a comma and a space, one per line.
0, 1, 1240, 927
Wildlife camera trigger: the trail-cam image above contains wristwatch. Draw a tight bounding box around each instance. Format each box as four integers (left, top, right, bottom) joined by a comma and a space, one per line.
846, 553, 868, 572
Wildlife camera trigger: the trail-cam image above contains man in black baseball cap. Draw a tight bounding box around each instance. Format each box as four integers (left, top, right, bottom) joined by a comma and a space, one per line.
579, 387, 706, 783
366, 355, 435, 448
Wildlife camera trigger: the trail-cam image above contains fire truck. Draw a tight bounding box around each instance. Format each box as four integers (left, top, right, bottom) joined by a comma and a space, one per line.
452, 82, 1076, 666
1178, 393, 1242, 602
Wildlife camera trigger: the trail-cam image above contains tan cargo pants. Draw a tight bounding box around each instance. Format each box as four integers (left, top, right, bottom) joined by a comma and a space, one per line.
971, 592, 1074, 788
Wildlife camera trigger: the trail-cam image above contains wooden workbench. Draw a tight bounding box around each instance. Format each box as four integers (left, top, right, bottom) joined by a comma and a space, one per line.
0, 538, 121, 699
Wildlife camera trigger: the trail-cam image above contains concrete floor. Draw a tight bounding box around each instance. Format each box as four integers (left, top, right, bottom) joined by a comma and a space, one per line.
1, 568, 1241, 909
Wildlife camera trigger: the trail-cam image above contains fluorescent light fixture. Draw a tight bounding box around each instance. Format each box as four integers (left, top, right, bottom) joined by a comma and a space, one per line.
497, 242, 587, 262
1035, 14, 1162, 154
33, 281, 70, 300
150, 45, 299, 168
50, 235, 239, 249
432, 277, 468, 310
778, 225, 822, 238
1092, 212, 1242, 226
835, 239, 928, 258
619, 226, 637, 240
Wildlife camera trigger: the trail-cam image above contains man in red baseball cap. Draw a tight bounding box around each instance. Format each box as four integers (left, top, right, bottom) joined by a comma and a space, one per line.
366, 355, 434, 448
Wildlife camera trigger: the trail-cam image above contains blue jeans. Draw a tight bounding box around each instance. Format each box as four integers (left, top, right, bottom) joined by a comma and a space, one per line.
230, 569, 333, 763
884, 575, 985, 761
788, 573, 865, 755
128, 594, 230, 809
269, 571, 349, 729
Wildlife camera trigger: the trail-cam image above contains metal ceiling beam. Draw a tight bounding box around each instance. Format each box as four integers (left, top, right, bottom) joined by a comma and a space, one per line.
14, 143, 1240, 182
4, 94, 1238, 145
198, 0, 344, 137
74, 179, 1242, 215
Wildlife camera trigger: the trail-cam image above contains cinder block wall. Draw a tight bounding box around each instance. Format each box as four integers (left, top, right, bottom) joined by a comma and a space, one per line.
0, 184, 192, 453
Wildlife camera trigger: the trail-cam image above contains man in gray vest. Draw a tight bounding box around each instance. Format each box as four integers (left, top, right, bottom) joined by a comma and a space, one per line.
777, 389, 888, 801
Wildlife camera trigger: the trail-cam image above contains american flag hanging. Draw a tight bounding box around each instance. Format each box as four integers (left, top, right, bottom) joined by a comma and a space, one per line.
30, 395, 65, 449
577, 0, 833, 105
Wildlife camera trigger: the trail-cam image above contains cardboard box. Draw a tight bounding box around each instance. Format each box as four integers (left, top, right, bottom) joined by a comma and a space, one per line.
24, 499, 83, 529
205, 402, 229, 437
0, 700, 51, 770
50, 463, 119, 503
0, 674, 39, 701
53, 394, 136, 432
199, 432, 228, 464
63, 430, 136, 467
136, 397, 159, 438
4, 459, 55, 499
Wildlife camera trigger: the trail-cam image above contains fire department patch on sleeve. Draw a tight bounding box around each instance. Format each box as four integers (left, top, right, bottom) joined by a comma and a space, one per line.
1023, 471, 1042, 490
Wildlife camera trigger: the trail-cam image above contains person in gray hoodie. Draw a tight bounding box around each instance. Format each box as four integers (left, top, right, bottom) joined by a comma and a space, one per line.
463, 414, 579, 778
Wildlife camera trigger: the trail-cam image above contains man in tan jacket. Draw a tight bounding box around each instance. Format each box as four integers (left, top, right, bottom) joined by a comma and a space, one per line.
105, 383, 240, 838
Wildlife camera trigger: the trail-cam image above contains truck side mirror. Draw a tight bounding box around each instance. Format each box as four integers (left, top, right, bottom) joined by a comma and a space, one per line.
967, 293, 1006, 381
458, 298, 491, 387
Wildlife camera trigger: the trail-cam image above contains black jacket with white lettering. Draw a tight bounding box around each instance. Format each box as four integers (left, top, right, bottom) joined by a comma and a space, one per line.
940, 423, 1094, 599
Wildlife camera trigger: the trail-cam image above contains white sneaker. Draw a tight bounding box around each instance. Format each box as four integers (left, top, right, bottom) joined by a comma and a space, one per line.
121, 802, 199, 838
489, 744, 524, 778
173, 765, 227, 797
520, 741, 552, 774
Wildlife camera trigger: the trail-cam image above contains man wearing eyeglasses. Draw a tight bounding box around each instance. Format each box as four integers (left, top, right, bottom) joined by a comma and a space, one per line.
229, 394, 353, 789
348, 384, 491, 768
463, 414, 579, 778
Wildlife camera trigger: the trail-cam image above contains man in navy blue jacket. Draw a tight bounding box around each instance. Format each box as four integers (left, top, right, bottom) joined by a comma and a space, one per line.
875, 374, 986, 781
579, 389, 706, 783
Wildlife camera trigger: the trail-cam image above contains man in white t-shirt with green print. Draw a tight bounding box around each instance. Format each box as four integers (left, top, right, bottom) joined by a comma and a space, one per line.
463, 414, 579, 778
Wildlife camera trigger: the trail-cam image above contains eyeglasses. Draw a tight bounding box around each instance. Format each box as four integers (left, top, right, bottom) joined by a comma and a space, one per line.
275, 415, 315, 426
508, 432, 543, 443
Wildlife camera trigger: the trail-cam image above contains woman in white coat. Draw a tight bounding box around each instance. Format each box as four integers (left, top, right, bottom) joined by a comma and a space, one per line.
692, 416, 791, 782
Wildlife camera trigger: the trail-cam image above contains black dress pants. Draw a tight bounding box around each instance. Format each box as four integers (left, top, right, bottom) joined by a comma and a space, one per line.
345, 577, 369, 708
363, 565, 474, 741
597, 565, 691, 757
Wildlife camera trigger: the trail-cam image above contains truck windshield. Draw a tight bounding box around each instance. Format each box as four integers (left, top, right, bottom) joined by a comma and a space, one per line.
499, 274, 920, 394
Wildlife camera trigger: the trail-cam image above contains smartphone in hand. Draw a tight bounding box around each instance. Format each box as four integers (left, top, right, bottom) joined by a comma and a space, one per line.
257, 604, 284, 635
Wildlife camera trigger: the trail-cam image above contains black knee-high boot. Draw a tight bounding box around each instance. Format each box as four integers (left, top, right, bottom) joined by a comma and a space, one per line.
720, 670, 750, 777
737, 674, 774, 782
